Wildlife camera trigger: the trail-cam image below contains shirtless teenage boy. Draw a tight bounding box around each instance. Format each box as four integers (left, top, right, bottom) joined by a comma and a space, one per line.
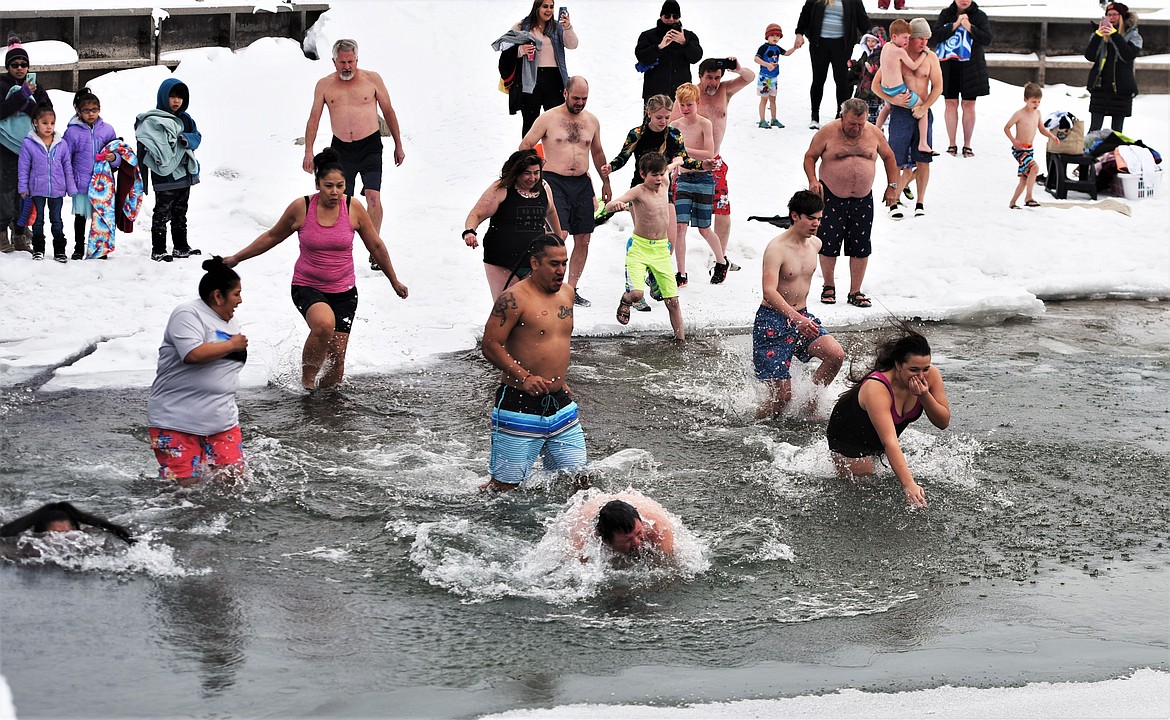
520, 76, 611, 307
303, 39, 405, 268
754, 190, 845, 418
481, 235, 585, 492
669, 83, 726, 285
605, 153, 685, 341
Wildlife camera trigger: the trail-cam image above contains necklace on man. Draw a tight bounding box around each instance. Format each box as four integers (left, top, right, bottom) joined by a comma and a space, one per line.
840, 126, 860, 146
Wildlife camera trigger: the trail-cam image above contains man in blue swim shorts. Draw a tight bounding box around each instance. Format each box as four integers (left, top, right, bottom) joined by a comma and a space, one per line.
753, 190, 844, 418
480, 234, 587, 491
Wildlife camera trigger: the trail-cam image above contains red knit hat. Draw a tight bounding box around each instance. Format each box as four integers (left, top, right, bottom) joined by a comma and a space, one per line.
765, 23, 783, 40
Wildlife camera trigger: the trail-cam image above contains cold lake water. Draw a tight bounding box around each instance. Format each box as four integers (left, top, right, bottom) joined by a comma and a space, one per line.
1, 300, 1167, 717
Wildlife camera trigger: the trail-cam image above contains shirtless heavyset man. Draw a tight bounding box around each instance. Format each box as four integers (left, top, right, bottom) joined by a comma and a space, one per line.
303, 39, 405, 265
871, 18, 942, 219
480, 235, 586, 492
691, 58, 754, 268
803, 98, 899, 310
520, 76, 611, 308
753, 190, 845, 418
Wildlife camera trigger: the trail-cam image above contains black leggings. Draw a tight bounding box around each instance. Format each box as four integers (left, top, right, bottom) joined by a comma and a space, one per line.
1089, 113, 1125, 133
808, 37, 852, 122
520, 67, 566, 136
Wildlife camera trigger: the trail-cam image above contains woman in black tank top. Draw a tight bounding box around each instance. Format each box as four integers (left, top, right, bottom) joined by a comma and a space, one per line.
462, 149, 563, 299
826, 329, 951, 507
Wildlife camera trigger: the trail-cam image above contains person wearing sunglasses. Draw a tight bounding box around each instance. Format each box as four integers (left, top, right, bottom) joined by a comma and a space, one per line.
635, 1, 703, 103
0, 35, 51, 254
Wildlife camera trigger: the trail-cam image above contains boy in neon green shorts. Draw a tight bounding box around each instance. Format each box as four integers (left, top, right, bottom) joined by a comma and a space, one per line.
604, 152, 685, 341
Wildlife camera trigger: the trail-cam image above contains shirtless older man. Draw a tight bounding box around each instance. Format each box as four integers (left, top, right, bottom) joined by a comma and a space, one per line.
803, 98, 898, 309
691, 57, 754, 268
753, 190, 845, 418
520, 76, 610, 307
481, 234, 585, 492
303, 39, 405, 266
872, 18, 942, 219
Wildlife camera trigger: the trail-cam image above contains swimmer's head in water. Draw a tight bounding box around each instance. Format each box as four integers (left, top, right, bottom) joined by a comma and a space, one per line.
33, 508, 80, 533
596, 500, 645, 555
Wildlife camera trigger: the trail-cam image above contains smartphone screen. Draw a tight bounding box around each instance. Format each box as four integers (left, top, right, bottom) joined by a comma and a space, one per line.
559, 6, 567, 19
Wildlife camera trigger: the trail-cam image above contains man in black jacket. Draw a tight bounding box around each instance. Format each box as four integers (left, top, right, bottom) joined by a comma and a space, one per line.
634, 1, 703, 102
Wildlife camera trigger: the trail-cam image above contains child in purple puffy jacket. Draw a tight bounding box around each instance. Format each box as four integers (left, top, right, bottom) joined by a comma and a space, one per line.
62, 88, 117, 259
18, 104, 77, 261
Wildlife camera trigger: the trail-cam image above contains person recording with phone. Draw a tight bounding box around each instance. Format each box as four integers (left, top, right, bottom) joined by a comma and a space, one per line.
505, 0, 578, 136
0, 35, 51, 254
635, 1, 703, 102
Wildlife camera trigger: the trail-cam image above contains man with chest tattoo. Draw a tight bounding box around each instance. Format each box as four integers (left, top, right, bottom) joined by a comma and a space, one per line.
802, 98, 898, 309
521, 76, 611, 307
480, 235, 587, 492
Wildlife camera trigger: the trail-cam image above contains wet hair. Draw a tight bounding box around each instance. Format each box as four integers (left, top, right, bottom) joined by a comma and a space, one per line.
496, 149, 543, 191
198, 256, 241, 303
697, 58, 725, 77
638, 151, 668, 176
788, 189, 825, 218
890, 18, 912, 36
840, 97, 868, 117
31, 103, 55, 123
839, 324, 932, 404
504, 233, 565, 289
332, 38, 358, 59
645, 94, 673, 115
596, 500, 640, 543
313, 147, 346, 183
522, 0, 552, 32
1023, 82, 1043, 99
0, 502, 135, 545
73, 87, 100, 111
674, 82, 699, 104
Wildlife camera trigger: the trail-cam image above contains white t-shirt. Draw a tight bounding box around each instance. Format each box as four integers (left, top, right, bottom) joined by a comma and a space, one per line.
147, 298, 244, 436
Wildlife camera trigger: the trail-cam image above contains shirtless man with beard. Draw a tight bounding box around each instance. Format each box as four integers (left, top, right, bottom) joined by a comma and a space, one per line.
520, 76, 611, 307
803, 97, 899, 309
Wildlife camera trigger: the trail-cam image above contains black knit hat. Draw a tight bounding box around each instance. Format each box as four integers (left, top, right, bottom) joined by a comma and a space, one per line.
5, 36, 29, 68
661, 1, 681, 18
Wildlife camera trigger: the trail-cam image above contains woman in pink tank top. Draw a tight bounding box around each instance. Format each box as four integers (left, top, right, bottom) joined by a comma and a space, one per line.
224, 148, 408, 390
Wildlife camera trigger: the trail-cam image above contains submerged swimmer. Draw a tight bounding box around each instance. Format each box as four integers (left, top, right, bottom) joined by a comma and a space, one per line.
825, 328, 950, 507
571, 493, 676, 557
0, 502, 135, 544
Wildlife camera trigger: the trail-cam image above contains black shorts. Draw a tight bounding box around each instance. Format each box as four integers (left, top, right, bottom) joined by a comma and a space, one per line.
941, 59, 990, 101
291, 284, 359, 333
330, 131, 383, 196
818, 181, 873, 258
543, 171, 595, 236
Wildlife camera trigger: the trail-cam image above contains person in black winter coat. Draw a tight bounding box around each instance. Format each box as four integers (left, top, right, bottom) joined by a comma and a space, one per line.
929, 0, 992, 156
793, 0, 871, 129
1084, 2, 1142, 132
634, 1, 703, 102
0, 36, 51, 252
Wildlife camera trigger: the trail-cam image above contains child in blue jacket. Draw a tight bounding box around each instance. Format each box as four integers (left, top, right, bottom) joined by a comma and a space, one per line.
135, 77, 201, 262
18, 104, 77, 261
62, 88, 117, 259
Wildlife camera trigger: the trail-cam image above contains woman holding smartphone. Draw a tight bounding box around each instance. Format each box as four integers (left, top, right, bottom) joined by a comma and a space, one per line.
0, 36, 51, 253
506, 0, 578, 136
1084, 2, 1142, 132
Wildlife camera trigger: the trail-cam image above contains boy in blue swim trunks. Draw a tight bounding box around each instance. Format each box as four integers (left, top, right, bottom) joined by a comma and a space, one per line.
880, 20, 934, 155
754, 190, 845, 418
480, 234, 587, 492
605, 153, 686, 341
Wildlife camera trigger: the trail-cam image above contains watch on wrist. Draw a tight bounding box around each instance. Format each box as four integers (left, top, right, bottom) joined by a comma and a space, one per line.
887, 183, 898, 189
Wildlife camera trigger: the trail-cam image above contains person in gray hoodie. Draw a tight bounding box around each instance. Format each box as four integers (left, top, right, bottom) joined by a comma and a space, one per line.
135, 77, 201, 262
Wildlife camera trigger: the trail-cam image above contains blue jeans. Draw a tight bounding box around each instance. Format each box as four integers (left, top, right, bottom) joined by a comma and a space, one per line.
31, 196, 65, 255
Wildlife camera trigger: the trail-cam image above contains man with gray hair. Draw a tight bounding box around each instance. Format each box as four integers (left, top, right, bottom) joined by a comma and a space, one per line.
872, 18, 942, 219
303, 38, 405, 269
802, 97, 899, 309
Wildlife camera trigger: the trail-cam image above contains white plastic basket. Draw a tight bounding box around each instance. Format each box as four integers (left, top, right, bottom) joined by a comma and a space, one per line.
1112, 167, 1163, 200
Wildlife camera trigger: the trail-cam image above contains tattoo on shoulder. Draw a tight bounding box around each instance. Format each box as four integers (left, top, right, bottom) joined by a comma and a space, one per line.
493, 293, 518, 326
558, 305, 573, 320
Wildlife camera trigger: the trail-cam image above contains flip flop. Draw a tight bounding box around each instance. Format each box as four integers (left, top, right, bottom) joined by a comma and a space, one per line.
1010, 204, 1022, 210
847, 291, 872, 308
616, 299, 632, 325
820, 285, 836, 304
1025, 200, 1041, 207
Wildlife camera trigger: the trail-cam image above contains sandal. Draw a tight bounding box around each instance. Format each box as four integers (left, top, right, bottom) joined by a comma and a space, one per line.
962, 146, 974, 158
946, 145, 958, 156
846, 291, 872, 308
820, 285, 836, 304
616, 299, 632, 325
1025, 200, 1041, 207
1010, 204, 1022, 210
